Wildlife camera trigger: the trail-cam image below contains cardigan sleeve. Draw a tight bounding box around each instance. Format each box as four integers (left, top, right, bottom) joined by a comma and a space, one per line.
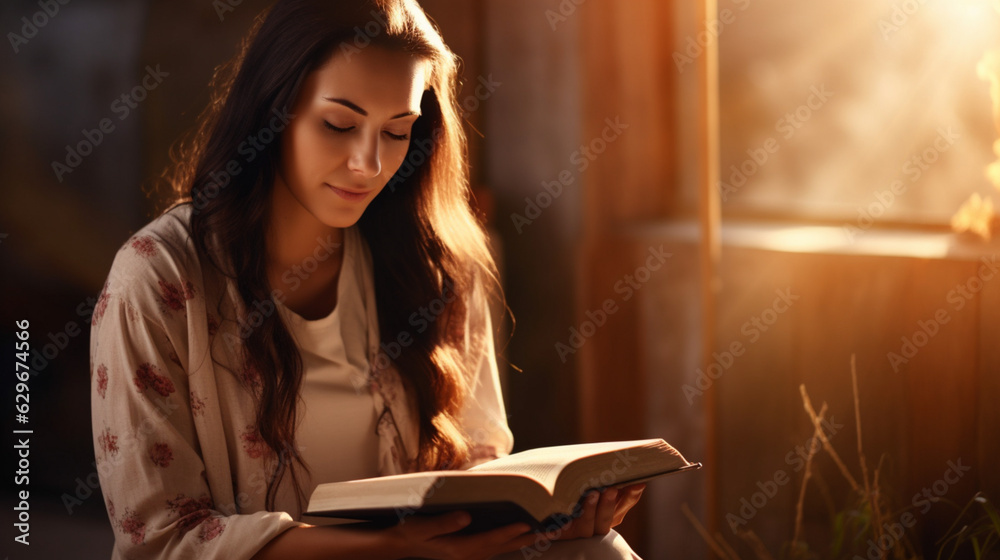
454, 280, 515, 470
90, 262, 305, 559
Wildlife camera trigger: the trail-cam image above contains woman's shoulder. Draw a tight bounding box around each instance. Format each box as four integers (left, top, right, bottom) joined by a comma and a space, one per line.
98, 203, 203, 320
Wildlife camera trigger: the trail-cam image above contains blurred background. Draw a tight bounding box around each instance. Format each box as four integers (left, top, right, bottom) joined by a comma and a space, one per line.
2, 0, 1000, 558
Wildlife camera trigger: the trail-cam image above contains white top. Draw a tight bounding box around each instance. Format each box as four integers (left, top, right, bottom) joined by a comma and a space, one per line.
273, 225, 381, 524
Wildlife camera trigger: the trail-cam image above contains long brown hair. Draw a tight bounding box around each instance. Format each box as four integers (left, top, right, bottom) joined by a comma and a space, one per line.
158, 0, 499, 512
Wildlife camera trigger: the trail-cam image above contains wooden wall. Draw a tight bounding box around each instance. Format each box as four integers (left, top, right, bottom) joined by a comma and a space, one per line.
593, 224, 1000, 556
565, 0, 1000, 556
572, 0, 692, 556
483, 0, 584, 452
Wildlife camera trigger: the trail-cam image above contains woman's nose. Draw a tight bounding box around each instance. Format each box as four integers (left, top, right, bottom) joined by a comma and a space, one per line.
347, 133, 381, 178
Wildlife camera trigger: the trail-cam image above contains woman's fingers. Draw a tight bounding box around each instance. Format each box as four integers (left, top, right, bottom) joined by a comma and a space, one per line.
577, 490, 600, 536
431, 520, 536, 560
620, 483, 646, 495
612, 484, 646, 526
472, 521, 533, 547
401, 510, 472, 540
535, 484, 647, 542
594, 488, 618, 534
542, 489, 602, 541
399, 513, 537, 560
490, 525, 539, 553
542, 491, 591, 541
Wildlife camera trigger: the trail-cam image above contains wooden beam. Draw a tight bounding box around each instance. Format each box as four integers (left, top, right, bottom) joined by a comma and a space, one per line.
697, 0, 722, 538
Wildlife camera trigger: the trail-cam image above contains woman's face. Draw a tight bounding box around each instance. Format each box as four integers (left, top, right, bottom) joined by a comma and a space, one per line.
274, 44, 430, 228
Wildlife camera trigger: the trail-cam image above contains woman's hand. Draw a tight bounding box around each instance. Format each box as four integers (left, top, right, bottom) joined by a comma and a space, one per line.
537, 483, 646, 542
385, 510, 536, 560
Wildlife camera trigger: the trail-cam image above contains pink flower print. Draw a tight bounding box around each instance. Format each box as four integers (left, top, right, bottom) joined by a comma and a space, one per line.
134, 363, 175, 397
376, 371, 398, 405
130, 235, 158, 258
240, 425, 266, 459
149, 443, 173, 467
167, 494, 214, 534
179, 510, 212, 535
125, 303, 140, 323
190, 391, 206, 416
159, 281, 185, 311
199, 516, 225, 542
99, 428, 119, 457
119, 508, 146, 545
92, 278, 111, 327
96, 364, 108, 398
167, 494, 214, 516
376, 407, 393, 434
158, 279, 196, 313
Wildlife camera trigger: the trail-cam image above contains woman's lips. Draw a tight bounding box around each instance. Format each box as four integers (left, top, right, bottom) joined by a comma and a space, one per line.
326, 184, 368, 202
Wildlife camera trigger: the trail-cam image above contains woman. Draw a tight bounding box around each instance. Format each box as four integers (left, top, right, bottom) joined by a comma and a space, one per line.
89, 0, 645, 558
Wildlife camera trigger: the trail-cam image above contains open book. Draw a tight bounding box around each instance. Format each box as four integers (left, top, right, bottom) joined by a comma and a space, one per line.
304, 438, 701, 533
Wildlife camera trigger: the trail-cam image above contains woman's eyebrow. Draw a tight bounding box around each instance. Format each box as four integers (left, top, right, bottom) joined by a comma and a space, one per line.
322, 97, 420, 119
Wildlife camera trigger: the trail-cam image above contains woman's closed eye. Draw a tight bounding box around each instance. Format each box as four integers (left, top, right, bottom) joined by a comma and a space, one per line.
323, 120, 410, 141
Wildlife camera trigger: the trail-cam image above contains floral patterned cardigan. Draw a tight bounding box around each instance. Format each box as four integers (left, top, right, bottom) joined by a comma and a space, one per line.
89, 203, 514, 559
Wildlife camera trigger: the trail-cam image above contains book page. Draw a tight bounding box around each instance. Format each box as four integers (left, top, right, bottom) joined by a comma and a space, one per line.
467, 440, 670, 492
468, 455, 568, 490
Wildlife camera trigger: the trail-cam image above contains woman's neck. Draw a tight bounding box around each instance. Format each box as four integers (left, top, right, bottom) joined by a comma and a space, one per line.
265, 178, 345, 282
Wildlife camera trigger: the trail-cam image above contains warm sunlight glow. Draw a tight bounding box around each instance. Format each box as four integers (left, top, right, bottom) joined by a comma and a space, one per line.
950, 0, 1000, 238
725, 223, 956, 258
980, 50, 1000, 190
720, 0, 1000, 228
932, 0, 997, 42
